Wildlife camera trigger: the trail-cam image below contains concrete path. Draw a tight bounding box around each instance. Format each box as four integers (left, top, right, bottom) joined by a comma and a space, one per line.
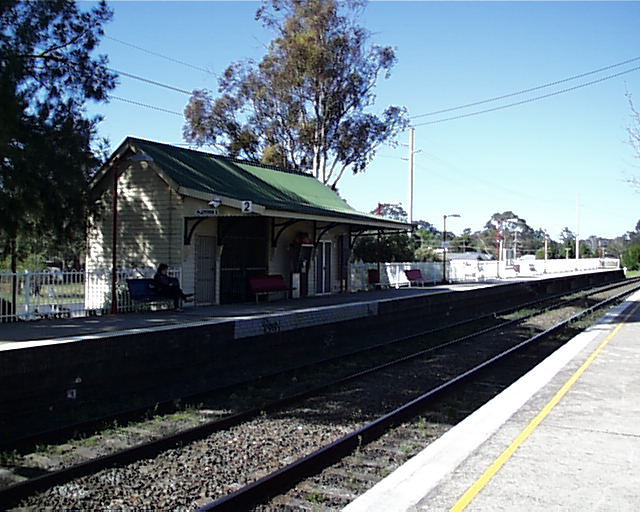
344, 289, 640, 512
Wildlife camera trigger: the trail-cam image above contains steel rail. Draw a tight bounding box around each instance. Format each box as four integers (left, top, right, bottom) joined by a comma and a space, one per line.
198, 284, 640, 511
1, 278, 637, 507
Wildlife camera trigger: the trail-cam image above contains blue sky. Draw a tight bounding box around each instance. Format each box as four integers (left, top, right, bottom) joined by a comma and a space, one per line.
87, 1, 640, 240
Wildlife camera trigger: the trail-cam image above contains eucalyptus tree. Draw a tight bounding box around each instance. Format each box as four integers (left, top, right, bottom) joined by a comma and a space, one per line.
184, 0, 407, 189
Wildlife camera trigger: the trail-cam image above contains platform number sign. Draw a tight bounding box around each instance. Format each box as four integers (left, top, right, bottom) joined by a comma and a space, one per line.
241, 200, 253, 214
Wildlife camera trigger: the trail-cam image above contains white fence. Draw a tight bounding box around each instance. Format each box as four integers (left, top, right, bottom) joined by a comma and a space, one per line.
0, 267, 181, 323
350, 262, 443, 291
349, 257, 620, 292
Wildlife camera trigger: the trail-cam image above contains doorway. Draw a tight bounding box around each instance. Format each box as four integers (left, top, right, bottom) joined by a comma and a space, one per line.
219, 217, 268, 303
195, 235, 216, 304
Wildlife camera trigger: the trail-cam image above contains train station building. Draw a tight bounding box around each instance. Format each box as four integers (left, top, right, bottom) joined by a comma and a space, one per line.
86, 137, 410, 304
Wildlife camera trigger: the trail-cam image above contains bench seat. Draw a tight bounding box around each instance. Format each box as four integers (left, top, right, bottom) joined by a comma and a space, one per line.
403, 269, 430, 287
248, 274, 292, 304
126, 278, 173, 308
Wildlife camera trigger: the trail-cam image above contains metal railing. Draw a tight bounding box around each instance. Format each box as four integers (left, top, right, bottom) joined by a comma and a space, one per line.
0, 267, 181, 323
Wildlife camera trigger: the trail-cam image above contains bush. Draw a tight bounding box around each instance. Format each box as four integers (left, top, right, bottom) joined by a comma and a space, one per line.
353, 233, 415, 262
622, 245, 640, 271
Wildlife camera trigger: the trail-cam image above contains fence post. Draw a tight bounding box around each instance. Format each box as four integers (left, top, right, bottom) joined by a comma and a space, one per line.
24, 270, 31, 320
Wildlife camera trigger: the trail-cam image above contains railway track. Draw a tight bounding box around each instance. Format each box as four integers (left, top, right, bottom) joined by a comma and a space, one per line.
2, 277, 639, 510
3, 276, 633, 457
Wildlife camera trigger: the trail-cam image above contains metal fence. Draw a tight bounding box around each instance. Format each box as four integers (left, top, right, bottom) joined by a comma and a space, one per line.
0, 267, 181, 323
350, 257, 620, 292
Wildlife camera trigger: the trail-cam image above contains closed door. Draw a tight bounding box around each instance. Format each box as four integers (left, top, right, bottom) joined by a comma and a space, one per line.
195, 235, 216, 304
315, 241, 332, 294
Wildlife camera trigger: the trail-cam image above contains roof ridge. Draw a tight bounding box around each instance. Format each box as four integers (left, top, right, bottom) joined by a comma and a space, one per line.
127, 136, 314, 178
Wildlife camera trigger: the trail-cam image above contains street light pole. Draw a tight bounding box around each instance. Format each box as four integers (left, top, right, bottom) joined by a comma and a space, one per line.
110, 153, 153, 314
409, 128, 415, 224
442, 213, 461, 283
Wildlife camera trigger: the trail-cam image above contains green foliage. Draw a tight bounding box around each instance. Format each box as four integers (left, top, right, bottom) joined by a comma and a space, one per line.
413, 225, 441, 261
475, 211, 544, 259
0, 250, 44, 272
414, 244, 438, 262
371, 202, 407, 221
353, 233, 415, 263
622, 245, 640, 271
0, 0, 115, 267
183, 0, 407, 188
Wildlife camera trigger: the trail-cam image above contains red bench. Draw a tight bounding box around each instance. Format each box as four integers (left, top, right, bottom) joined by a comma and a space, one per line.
248, 274, 292, 304
403, 269, 428, 287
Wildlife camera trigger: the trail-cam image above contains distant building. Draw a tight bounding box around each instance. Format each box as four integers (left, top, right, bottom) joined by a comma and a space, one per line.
87, 137, 409, 304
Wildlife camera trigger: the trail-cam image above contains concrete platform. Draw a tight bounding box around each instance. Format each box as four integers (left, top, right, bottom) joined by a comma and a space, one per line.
0, 268, 617, 347
0, 283, 492, 346
343, 289, 640, 512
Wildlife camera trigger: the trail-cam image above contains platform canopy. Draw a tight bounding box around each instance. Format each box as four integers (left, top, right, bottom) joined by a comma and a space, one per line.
96, 137, 412, 233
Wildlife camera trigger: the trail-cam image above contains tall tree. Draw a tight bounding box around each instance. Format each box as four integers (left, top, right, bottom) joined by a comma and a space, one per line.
477, 212, 545, 259
372, 202, 408, 221
0, 1, 115, 267
184, 0, 407, 188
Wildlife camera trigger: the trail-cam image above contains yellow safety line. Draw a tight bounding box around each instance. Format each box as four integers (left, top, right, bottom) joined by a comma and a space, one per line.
450, 301, 640, 512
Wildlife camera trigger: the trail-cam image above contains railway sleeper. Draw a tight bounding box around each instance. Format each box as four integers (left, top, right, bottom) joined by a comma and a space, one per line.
296, 481, 357, 503
319, 468, 382, 488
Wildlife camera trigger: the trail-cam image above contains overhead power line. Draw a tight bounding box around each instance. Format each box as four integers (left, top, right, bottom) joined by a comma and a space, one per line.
109, 95, 184, 117
413, 65, 640, 127
105, 35, 217, 76
411, 55, 640, 120
110, 68, 192, 95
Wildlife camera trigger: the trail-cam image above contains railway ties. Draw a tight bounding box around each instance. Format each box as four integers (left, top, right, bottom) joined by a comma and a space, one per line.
2, 277, 640, 510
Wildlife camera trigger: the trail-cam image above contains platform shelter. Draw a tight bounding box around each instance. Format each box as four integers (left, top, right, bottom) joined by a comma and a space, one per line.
86, 137, 410, 305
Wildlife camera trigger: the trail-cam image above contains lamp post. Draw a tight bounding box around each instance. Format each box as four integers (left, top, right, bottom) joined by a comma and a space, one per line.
111, 153, 154, 314
442, 213, 461, 283
544, 231, 549, 273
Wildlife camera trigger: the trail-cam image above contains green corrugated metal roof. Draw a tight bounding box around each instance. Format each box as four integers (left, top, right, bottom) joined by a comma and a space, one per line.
117, 137, 408, 229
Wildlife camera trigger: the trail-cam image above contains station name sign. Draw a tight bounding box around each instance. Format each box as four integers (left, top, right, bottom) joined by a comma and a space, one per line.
195, 208, 218, 217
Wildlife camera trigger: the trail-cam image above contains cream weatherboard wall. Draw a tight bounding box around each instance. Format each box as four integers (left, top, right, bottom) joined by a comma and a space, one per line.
86, 163, 183, 274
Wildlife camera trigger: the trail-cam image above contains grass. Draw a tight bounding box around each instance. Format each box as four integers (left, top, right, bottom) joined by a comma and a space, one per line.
0, 449, 20, 466
0, 282, 84, 305
306, 492, 325, 504
626, 270, 640, 278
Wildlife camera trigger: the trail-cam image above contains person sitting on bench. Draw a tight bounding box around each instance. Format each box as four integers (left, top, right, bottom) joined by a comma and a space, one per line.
153, 263, 193, 311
